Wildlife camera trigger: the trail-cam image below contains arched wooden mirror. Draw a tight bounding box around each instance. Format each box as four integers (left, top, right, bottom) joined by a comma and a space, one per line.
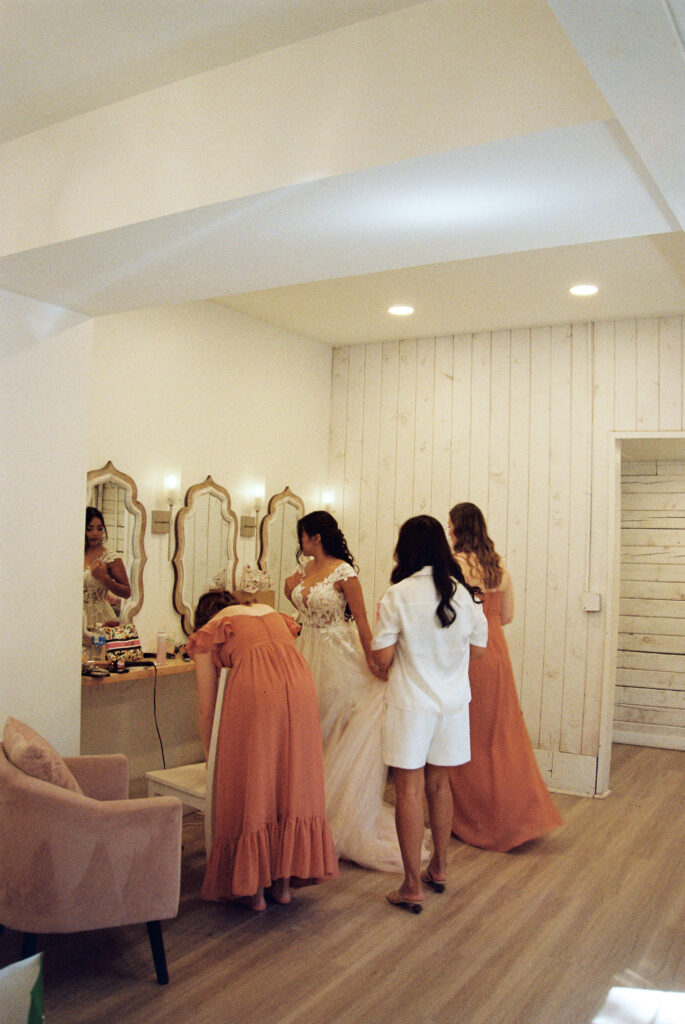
172, 476, 239, 635
86, 461, 147, 623
258, 486, 305, 613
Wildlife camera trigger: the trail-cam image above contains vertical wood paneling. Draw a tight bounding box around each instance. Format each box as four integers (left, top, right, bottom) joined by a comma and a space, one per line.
374, 342, 400, 604
613, 319, 637, 430
329, 348, 349, 526
505, 329, 531, 689
394, 340, 417, 533
487, 330, 510, 552
342, 345, 366, 558
659, 316, 683, 429
449, 334, 472, 507
636, 318, 660, 429
357, 344, 382, 605
560, 323, 591, 754
583, 320, 615, 755
413, 339, 435, 514
540, 325, 572, 750
615, 459, 685, 747
468, 333, 491, 510
519, 327, 551, 745
431, 337, 454, 522
332, 313, 685, 793
682, 316, 685, 428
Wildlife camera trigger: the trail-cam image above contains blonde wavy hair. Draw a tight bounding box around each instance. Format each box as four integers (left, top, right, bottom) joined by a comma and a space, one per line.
448, 502, 504, 590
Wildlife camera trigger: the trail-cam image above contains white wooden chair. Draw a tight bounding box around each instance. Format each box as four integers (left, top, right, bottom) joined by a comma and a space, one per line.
146, 667, 228, 855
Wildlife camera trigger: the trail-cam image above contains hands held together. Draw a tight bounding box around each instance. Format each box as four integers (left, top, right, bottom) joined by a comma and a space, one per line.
366, 653, 388, 681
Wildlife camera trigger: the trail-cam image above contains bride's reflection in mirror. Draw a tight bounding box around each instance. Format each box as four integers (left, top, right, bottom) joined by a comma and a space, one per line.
84, 506, 131, 629
86, 461, 147, 626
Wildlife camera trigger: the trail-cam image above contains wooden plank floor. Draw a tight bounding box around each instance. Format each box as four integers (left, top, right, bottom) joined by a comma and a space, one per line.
1, 744, 683, 1023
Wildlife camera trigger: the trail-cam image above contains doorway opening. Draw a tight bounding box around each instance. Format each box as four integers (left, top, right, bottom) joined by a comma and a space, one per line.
598, 433, 685, 793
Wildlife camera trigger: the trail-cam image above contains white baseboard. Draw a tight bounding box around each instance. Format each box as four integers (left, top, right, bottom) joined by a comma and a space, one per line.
613, 722, 685, 751
535, 747, 598, 797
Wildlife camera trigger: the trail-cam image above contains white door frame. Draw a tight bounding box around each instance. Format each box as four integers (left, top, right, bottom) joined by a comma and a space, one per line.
596, 430, 685, 794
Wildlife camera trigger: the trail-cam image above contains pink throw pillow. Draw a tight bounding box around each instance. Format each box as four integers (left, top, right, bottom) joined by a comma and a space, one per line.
3, 717, 83, 794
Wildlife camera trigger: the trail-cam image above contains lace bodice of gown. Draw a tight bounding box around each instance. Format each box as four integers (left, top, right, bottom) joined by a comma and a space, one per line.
290, 562, 356, 628
83, 549, 118, 627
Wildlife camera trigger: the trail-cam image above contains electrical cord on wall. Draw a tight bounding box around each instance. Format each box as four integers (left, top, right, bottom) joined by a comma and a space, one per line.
138, 661, 166, 768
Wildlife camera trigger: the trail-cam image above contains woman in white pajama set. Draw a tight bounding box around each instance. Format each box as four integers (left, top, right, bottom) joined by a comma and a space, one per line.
372, 515, 488, 912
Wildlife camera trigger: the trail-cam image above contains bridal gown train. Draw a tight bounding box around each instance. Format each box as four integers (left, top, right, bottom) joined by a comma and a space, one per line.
291, 562, 424, 872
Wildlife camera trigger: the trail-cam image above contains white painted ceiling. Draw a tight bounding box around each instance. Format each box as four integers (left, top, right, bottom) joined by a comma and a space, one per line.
1, 0, 683, 344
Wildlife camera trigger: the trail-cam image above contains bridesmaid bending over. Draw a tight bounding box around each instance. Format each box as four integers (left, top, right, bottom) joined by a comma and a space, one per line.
186, 590, 338, 911
448, 502, 562, 851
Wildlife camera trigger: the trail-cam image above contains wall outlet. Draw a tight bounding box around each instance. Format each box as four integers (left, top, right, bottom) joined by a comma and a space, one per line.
582, 592, 601, 612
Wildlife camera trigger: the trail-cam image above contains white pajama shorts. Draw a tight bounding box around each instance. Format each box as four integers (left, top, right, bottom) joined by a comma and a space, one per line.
381, 702, 471, 769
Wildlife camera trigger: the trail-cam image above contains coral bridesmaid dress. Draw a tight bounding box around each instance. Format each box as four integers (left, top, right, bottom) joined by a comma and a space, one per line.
449, 591, 562, 851
187, 611, 338, 900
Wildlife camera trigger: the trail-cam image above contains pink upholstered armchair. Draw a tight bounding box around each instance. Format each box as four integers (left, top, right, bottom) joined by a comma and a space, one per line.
0, 743, 182, 984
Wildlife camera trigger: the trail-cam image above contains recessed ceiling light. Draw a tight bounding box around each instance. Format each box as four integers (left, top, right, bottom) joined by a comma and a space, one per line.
388, 305, 414, 316
569, 284, 598, 296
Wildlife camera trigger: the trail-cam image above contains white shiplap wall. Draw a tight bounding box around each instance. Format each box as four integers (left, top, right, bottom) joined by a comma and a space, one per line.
615, 459, 685, 749
329, 315, 685, 795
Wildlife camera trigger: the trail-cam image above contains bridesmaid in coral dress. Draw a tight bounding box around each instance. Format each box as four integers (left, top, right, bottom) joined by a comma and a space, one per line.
186, 590, 338, 910
447, 503, 562, 852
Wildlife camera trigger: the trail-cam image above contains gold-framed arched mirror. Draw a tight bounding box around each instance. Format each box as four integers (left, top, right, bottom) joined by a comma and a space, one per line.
258, 486, 305, 612
86, 461, 147, 623
172, 476, 239, 635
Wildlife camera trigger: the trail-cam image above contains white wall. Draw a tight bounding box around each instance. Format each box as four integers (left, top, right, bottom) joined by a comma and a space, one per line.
89, 300, 332, 649
0, 290, 92, 754
329, 315, 685, 795
0, 295, 330, 756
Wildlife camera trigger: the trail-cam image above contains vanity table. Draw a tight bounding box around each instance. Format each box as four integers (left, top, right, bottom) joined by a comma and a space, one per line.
81, 656, 203, 796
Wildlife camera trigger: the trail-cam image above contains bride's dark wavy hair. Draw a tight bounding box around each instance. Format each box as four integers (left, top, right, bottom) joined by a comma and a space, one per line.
296, 511, 357, 569
296, 510, 357, 620
390, 515, 481, 628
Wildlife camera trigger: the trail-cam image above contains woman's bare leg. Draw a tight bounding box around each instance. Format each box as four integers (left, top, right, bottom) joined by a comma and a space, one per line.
424, 764, 452, 880
392, 766, 426, 900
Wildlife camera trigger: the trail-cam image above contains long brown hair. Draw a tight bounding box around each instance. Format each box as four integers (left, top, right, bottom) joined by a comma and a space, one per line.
194, 590, 241, 631
448, 502, 503, 590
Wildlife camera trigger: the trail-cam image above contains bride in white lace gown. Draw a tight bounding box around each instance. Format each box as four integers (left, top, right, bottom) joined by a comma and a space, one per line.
285, 511, 428, 873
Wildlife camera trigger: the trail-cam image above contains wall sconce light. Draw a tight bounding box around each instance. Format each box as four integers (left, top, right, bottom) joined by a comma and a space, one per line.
151, 467, 182, 558
240, 484, 262, 536
240, 514, 257, 539
240, 483, 266, 563
321, 487, 336, 514
151, 510, 171, 534
253, 482, 265, 514
163, 467, 182, 506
